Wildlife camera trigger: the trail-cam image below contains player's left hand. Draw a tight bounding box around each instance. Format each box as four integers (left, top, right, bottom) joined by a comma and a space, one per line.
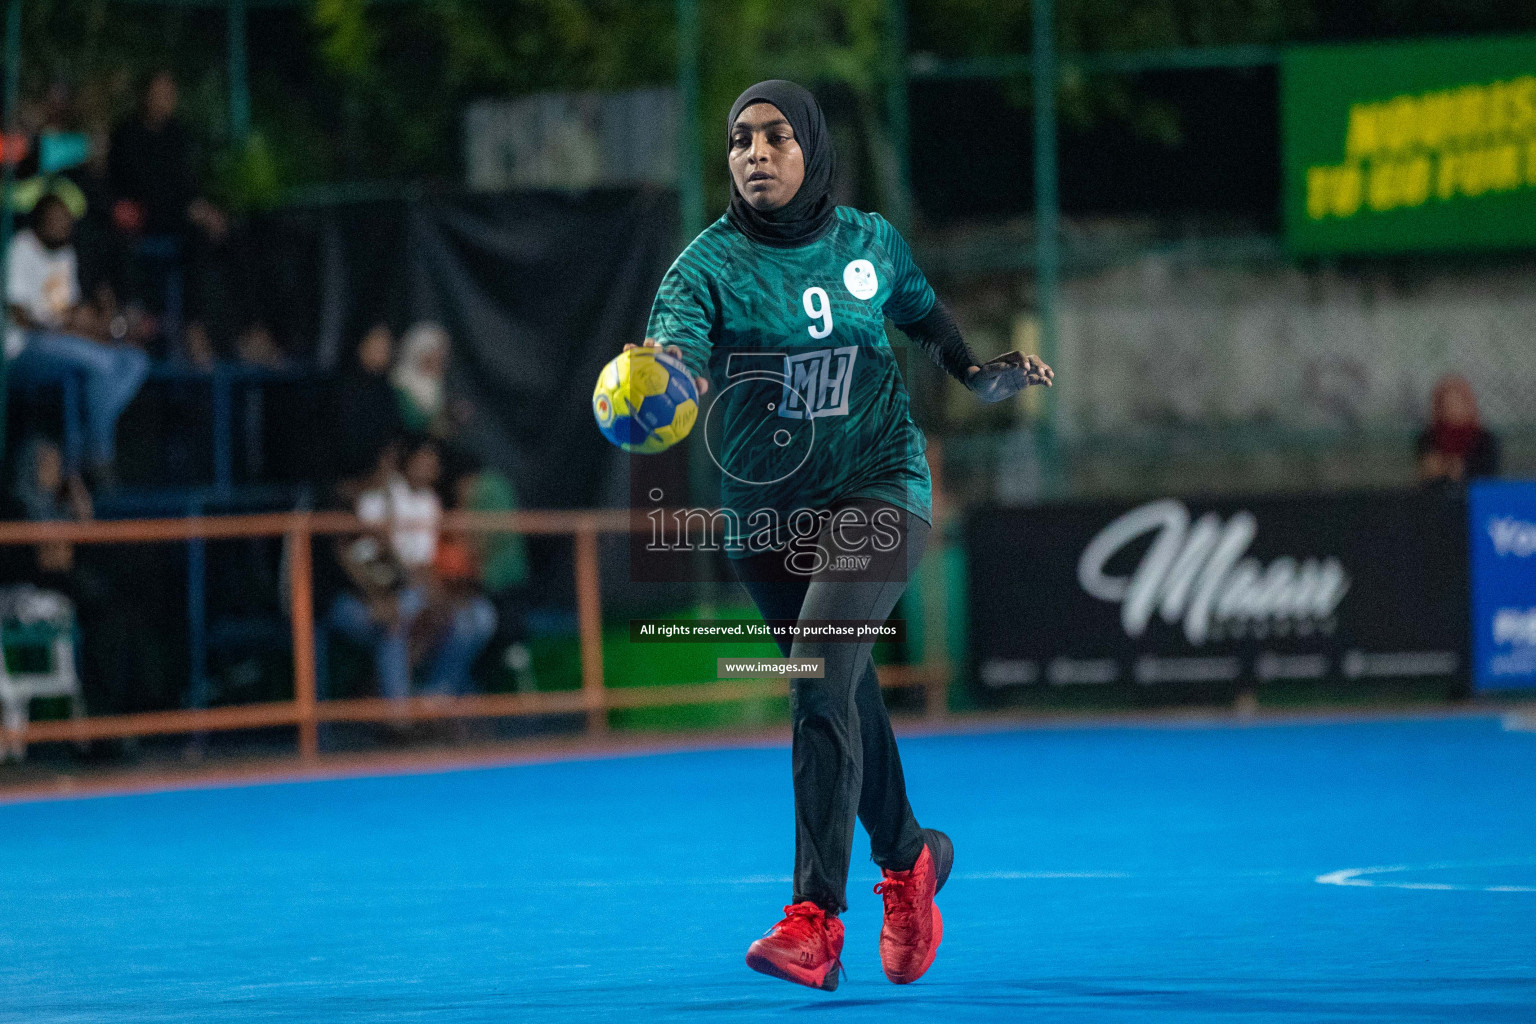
965, 351, 1053, 403
624, 338, 709, 396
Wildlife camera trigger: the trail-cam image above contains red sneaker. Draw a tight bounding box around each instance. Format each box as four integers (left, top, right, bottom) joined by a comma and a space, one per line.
874, 828, 953, 984
745, 901, 845, 991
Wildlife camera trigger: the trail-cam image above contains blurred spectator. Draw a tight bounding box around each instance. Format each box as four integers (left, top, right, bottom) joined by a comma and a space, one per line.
11, 436, 92, 575
2, 436, 162, 720
457, 467, 528, 596
329, 441, 413, 701
108, 71, 225, 243
108, 70, 228, 361
66, 93, 116, 220
1417, 374, 1500, 483
233, 322, 287, 369
335, 324, 406, 484
7, 193, 149, 483
25, 81, 155, 351
328, 437, 496, 701
441, 463, 534, 691
9, 83, 93, 230
394, 438, 497, 695
392, 322, 472, 437
7, 439, 87, 708
3, 438, 97, 711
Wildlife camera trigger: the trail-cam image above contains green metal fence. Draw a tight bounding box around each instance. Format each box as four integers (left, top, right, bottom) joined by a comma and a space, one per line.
5, 1, 1530, 492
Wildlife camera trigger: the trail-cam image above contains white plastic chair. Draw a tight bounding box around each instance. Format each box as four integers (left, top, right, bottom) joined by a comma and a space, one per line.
0, 620, 85, 762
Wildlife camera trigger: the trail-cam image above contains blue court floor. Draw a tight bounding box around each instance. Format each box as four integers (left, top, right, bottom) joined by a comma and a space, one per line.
1, 715, 1533, 1023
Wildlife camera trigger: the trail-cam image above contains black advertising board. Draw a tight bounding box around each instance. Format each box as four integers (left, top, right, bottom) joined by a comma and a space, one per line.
965, 488, 1469, 700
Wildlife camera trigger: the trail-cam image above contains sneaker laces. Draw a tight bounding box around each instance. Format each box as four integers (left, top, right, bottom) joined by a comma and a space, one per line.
772, 901, 826, 943
874, 876, 916, 930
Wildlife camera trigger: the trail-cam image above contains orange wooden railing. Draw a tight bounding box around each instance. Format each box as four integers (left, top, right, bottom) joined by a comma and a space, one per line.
0, 507, 951, 764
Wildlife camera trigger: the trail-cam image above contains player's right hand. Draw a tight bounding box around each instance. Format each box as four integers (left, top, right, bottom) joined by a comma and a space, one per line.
625, 338, 709, 396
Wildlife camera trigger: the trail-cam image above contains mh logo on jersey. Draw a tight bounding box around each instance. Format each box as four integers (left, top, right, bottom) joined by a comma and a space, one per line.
780, 346, 858, 420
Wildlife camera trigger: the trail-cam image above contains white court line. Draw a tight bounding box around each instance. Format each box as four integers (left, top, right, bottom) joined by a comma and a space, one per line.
558, 876, 793, 887
1317, 863, 1536, 893
526, 871, 1134, 888
1501, 709, 1536, 732
703, 871, 1133, 884
958, 871, 1131, 880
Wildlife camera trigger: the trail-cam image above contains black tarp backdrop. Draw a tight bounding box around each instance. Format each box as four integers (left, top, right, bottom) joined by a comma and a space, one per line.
260, 187, 680, 510
407, 189, 679, 508
966, 487, 1470, 706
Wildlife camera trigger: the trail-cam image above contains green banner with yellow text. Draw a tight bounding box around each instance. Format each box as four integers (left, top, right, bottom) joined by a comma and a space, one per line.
1284, 35, 1536, 254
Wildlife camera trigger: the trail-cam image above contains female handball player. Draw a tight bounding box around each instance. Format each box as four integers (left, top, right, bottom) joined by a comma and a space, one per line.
627, 79, 1053, 991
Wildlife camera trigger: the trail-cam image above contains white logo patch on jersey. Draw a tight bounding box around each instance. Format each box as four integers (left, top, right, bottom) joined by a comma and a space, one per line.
843, 259, 878, 301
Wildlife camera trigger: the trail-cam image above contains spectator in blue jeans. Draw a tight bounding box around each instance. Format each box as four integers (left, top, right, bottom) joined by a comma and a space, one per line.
329, 437, 496, 700
6, 193, 148, 482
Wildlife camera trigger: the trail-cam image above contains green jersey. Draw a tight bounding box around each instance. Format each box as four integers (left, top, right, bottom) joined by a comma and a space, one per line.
646, 207, 937, 555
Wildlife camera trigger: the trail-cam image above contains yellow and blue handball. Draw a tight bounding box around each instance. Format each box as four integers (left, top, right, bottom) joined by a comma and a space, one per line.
592, 347, 699, 454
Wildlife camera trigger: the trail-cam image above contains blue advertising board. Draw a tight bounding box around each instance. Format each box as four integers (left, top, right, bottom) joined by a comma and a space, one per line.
1469, 481, 1536, 692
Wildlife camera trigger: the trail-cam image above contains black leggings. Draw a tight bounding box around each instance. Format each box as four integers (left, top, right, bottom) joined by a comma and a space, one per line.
730, 498, 930, 915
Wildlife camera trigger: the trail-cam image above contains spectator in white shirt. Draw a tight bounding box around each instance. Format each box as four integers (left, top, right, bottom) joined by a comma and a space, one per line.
328, 436, 495, 701
7, 193, 148, 482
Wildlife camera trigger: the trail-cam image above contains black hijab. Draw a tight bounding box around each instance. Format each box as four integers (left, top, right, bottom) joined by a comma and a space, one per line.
726, 80, 836, 248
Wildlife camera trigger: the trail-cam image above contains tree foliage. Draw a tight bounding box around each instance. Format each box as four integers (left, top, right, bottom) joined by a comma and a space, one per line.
7, 0, 1536, 205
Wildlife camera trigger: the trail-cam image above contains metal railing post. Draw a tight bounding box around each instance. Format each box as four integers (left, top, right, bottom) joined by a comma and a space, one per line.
924, 440, 951, 720
212, 369, 233, 497
675, 0, 703, 243
1033, 0, 1064, 493
287, 517, 318, 762
227, 0, 250, 145
0, 0, 22, 458
883, 0, 914, 230
573, 525, 607, 734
